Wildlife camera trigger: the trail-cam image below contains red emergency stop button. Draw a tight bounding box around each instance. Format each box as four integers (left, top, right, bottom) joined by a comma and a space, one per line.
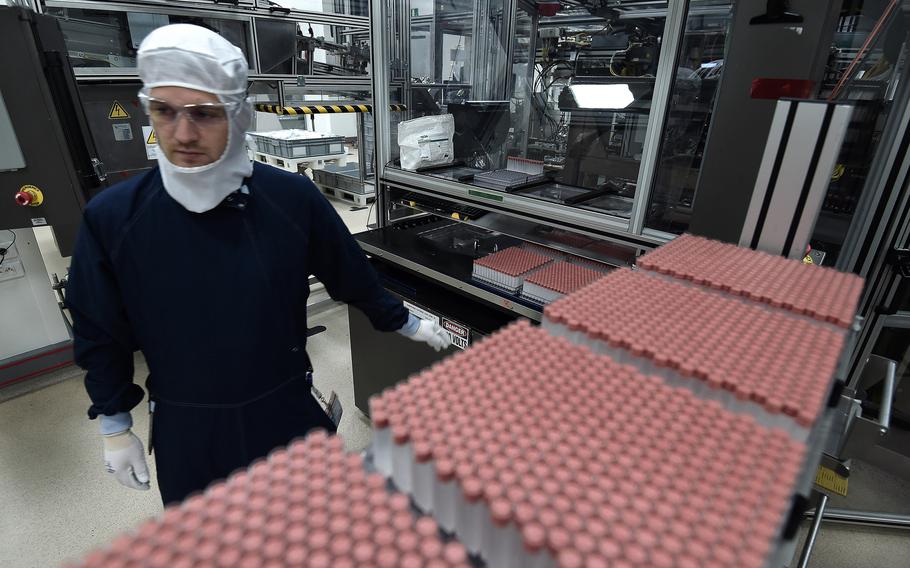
15, 185, 43, 207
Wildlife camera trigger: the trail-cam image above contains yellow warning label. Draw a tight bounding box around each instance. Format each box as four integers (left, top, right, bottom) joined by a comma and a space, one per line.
832, 163, 845, 181
109, 101, 130, 119
146, 129, 157, 144
803, 254, 814, 265
815, 465, 849, 496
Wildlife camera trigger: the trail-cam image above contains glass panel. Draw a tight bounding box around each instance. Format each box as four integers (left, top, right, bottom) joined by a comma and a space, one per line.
273, 0, 369, 18
247, 80, 282, 123
296, 24, 370, 75
44, 7, 253, 69
645, 0, 733, 234
255, 18, 296, 75
808, 0, 910, 265
509, 4, 535, 157
382, 0, 671, 223
250, 86, 372, 186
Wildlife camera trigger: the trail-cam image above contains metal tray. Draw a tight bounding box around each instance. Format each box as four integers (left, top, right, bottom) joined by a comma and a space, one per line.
513, 182, 607, 205
576, 193, 634, 218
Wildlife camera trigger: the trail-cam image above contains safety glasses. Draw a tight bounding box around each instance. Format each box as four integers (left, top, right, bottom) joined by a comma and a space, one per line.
139, 93, 237, 129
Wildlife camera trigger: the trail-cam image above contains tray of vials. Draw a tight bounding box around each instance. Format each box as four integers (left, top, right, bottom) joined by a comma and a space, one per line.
472, 169, 549, 192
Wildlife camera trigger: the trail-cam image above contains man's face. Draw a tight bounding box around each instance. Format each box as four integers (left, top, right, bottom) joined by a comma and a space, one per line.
148, 86, 230, 167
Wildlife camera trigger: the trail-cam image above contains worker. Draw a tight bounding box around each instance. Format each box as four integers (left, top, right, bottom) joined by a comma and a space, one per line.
65, 24, 451, 505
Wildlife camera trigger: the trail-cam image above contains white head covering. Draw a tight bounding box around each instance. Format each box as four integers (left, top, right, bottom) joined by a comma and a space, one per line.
137, 24, 253, 213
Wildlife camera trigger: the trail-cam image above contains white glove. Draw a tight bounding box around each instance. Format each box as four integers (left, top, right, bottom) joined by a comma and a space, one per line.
407, 319, 453, 352
103, 430, 151, 491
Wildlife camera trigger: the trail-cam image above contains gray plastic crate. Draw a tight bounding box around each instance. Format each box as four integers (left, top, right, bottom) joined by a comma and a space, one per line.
249, 130, 346, 159
314, 163, 369, 194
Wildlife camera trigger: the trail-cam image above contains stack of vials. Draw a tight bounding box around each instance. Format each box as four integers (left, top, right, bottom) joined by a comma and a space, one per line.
636, 233, 863, 328
67, 431, 471, 568
371, 321, 808, 568
521, 242, 567, 260
520, 261, 605, 305
472, 247, 552, 293
544, 268, 846, 435
373, 235, 862, 567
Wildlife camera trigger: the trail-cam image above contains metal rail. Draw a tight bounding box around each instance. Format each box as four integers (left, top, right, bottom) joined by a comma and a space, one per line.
802, 507, 910, 530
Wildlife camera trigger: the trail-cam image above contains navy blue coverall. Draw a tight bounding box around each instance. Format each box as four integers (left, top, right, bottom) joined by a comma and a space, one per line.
66, 162, 408, 504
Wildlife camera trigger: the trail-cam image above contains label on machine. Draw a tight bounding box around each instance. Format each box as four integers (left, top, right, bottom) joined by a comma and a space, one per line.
402, 300, 438, 325
112, 123, 133, 142
142, 126, 158, 160
402, 300, 471, 350
815, 465, 849, 496
108, 101, 131, 119
442, 318, 470, 350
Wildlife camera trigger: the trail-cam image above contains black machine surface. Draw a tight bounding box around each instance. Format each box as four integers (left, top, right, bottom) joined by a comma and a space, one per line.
351, 223, 522, 412
0, 6, 105, 255
77, 82, 157, 183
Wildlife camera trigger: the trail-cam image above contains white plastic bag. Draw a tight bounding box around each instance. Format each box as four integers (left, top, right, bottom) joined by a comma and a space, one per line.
398, 114, 455, 170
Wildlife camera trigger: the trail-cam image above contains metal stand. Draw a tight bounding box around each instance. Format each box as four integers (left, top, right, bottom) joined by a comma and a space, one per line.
797, 493, 828, 568
803, 507, 910, 530
795, 354, 902, 566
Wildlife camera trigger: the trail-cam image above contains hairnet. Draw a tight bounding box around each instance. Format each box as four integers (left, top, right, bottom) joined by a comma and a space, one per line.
137, 24, 248, 97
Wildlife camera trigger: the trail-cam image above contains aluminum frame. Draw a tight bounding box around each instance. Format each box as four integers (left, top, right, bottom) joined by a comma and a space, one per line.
512, 0, 537, 156
45, 0, 371, 79
388, 184, 656, 255
839, 60, 910, 277
43, 0, 370, 28
739, 100, 854, 259
371, 0, 706, 242
44, 1, 257, 74
627, 0, 689, 235
370, 0, 392, 183
382, 169, 671, 246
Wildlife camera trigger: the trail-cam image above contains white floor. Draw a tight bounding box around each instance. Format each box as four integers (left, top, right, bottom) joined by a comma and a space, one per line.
3, 196, 910, 567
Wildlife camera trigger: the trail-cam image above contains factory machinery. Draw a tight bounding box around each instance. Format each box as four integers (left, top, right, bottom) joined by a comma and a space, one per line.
351, 0, 910, 460
349, 0, 910, 558
1, 1, 909, 559
69, 234, 877, 567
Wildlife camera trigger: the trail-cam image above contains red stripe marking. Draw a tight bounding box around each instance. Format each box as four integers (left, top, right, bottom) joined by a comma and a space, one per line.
0, 345, 73, 371
0, 359, 75, 389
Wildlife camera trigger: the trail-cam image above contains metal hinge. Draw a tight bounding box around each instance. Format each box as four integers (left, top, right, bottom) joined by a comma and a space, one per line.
91, 158, 107, 183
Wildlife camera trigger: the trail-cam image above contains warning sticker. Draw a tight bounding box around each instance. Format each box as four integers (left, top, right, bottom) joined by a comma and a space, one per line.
441, 318, 470, 350
109, 101, 130, 119
141, 125, 158, 160
112, 122, 133, 141
402, 301, 439, 325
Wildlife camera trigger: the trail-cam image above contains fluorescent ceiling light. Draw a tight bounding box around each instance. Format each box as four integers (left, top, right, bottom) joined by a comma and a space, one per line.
569, 83, 635, 109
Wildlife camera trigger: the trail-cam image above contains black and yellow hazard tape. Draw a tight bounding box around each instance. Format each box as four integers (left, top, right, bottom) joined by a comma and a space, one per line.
254, 104, 408, 115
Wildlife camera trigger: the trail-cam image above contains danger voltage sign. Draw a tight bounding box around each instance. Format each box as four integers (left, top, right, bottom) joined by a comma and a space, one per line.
441, 318, 470, 350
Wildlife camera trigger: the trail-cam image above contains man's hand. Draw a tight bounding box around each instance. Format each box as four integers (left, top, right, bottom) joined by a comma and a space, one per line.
103, 430, 151, 491
408, 319, 453, 352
